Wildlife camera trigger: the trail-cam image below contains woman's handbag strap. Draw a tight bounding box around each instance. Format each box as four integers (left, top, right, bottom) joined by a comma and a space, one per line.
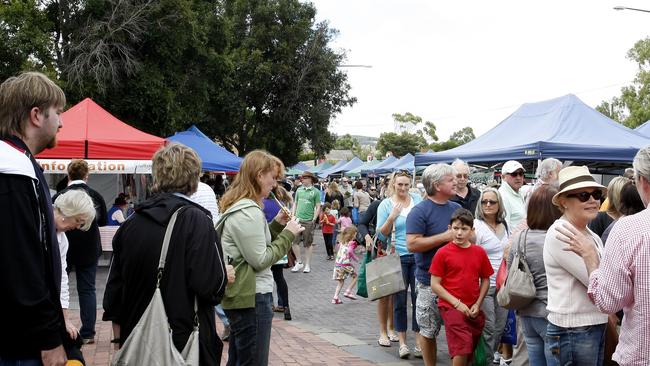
157, 207, 185, 286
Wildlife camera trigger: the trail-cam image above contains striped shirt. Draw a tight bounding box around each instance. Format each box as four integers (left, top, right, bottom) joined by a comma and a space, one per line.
588, 207, 650, 366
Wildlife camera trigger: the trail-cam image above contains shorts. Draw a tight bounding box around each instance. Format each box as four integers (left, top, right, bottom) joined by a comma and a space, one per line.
293, 220, 315, 247
415, 281, 442, 339
439, 307, 485, 358
332, 266, 356, 280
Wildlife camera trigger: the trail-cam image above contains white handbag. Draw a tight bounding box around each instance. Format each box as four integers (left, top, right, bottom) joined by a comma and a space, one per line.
112, 207, 200, 365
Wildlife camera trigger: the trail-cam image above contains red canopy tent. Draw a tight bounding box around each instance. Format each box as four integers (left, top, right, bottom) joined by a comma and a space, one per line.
36, 98, 165, 159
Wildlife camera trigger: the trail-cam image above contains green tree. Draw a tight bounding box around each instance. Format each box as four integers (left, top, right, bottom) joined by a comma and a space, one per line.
376, 131, 427, 157
1, 0, 354, 165
597, 38, 650, 128
430, 126, 476, 152
392, 112, 439, 142
335, 133, 360, 150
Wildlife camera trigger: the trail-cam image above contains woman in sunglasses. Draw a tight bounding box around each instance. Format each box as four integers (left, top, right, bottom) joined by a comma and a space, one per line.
472, 187, 510, 363
543, 166, 609, 365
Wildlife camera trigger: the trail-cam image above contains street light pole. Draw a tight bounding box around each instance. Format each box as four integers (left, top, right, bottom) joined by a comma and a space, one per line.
613, 5, 650, 13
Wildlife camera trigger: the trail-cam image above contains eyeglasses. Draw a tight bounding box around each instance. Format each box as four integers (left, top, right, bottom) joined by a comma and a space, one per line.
456, 174, 469, 179
566, 190, 603, 203
481, 199, 499, 206
508, 171, 524, 177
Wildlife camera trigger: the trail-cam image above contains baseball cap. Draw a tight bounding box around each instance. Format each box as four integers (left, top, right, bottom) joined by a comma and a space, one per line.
502, 160, 525, 175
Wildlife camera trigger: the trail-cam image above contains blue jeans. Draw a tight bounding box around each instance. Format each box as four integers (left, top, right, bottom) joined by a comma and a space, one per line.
74, 262, 97, 339
393, 254, 419, 333
255, 293, 274, 366
224, 307, 257, 366
215, 304, 229, 327
546, 322, 606, 366
520, 316, 557, 366
0, 359, 42, 366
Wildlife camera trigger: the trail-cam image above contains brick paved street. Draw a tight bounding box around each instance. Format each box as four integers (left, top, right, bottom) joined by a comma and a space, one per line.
69, 228, 451, 365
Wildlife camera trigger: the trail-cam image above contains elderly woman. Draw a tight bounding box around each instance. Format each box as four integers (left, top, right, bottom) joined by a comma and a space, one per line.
509, 185, 561, 366
103, 144, 229, 364
376, 170, 423, 358
217, 150, 304, 366
53, 190, 96, 341
543, 166, 608, 365
589, 176, 628, 237
472, 187, 509, 363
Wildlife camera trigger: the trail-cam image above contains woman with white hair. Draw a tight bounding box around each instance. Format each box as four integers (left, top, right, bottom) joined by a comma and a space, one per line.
53, 189, 97, 340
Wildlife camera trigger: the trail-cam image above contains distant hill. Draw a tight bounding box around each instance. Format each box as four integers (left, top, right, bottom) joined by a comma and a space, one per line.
352, 135, 378, 147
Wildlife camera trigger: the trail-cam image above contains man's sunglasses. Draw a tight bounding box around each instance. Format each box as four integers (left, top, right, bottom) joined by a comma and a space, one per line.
566, 190, 603, 203
481, 199, 499, 206
508, 171, 524, 177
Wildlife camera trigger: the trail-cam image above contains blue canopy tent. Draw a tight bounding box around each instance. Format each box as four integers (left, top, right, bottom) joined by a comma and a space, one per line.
308, 162, 333, 173
291, 162, 310, 171
362, 155, 397, 175
320, 157, 364, 178
415, 94, 650, 168
374, 154, 414, 174
167, 125, 242, 172
318, 159, 349, 178
635, 120, 650, 137
345, 159, 381, 177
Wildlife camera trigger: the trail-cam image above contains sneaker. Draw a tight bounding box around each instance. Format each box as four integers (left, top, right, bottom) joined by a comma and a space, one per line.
413, 346, 422, 358
399, 344, 410, 359
291, 262, 304, 272
493, 352, 502, 364
303, 265, 311, 273
500, 358, 512, 366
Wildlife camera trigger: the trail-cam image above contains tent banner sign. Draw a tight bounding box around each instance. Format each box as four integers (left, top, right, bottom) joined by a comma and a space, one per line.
37, 159, 152, 174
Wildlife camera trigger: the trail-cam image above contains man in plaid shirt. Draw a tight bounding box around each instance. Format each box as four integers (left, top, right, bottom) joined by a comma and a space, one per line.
563, 146, 650, 366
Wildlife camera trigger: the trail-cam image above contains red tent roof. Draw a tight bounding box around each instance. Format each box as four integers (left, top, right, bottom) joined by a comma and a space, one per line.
36, 98, 165, 159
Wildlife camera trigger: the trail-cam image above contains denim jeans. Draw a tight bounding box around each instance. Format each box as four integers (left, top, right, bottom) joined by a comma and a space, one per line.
224, 307, 257, 366
0, 359, 42, 366
546, 322, 606, 366
74, 261, 97, 339
393, 254, 419, 333
256, 293, 274, 365
480, 286, 508, 363
520, 316, 557, 366
215, 304, 230, 327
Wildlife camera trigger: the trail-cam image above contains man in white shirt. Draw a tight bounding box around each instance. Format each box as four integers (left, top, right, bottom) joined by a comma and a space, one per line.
498, 160, 526, 230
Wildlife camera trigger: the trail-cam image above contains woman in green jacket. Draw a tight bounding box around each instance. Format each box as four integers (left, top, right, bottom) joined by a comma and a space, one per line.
216, 150, 304, 366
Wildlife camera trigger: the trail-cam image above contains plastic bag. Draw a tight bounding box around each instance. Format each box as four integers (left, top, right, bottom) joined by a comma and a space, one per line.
500, 310, 517, 345
470, 335, 487, 366
356, 251, 371, 298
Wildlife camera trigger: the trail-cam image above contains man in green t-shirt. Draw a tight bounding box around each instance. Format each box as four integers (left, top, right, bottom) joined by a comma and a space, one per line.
291, 171, 321, 273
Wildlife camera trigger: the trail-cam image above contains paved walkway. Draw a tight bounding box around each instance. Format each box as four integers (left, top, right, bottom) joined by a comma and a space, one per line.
69, 228, 451, 365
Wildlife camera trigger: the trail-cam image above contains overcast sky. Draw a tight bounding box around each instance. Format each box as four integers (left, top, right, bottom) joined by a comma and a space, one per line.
309, 0, 650, 141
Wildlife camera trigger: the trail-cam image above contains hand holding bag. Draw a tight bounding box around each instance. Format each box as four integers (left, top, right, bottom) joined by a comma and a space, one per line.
365, 226, 405, 301
496, 229, 536, 310
112, 208, 200, 366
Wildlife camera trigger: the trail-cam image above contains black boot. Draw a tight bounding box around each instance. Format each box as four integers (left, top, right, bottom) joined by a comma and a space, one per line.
284, 306, 292, 321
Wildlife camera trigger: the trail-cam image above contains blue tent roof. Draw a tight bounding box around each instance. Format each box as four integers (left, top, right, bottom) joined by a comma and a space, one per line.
319, 157, 364, 177
291, 162, 310, 171
415, 94, 650, 166
362, 155, 397, 175
374, 154, 414, 174
635, 120, 650, 137
318, 159, 350, 178
308, 162, 332, 173
167, 125, 242, 172
345, 159, 381, 177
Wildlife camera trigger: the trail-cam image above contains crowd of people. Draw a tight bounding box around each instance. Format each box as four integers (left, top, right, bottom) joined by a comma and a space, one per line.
1, 70, 649, 366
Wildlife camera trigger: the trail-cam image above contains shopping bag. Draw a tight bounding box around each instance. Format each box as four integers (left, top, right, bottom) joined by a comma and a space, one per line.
495, 258, 507, 292
356, 251, 371, 298
365, 251, 405, 301
352, 207, 359, 224
470, 335, 487, 366
500, 310, 517, 345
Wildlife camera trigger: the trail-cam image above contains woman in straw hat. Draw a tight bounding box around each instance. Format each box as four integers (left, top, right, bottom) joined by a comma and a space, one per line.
543, 166, 608, 365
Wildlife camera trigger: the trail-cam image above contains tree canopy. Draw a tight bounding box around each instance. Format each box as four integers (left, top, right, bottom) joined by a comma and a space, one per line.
597, 37, 650, 128
0, 0, 355, 165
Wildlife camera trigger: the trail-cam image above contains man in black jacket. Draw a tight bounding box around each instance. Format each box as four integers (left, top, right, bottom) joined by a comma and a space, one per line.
450, 159, 481, 215
0, 72, 67, 365
53, 159, 107, 344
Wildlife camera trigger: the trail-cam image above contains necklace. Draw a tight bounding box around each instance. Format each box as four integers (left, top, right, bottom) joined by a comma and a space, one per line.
486, 221, 499, 233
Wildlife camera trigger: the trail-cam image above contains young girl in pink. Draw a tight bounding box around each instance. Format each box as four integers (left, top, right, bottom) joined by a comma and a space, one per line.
332, 226, 360, 304
338, 207, 353, 231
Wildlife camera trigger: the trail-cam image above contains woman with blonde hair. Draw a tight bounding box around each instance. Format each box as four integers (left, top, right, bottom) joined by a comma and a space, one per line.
217, 150, 304, 366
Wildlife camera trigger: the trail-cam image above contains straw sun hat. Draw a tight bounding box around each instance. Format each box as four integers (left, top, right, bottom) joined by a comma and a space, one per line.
552, 166, 607, 206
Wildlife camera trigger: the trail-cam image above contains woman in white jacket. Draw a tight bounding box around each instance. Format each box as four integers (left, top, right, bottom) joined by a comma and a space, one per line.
544, 166, 608, 365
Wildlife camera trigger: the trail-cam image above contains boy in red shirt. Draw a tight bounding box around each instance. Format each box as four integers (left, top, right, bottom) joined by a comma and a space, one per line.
429, 208, 493, 366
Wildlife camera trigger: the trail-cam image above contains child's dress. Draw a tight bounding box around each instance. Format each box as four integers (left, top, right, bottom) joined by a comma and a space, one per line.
339, 216, 353, 231
332, 240, 359, 280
